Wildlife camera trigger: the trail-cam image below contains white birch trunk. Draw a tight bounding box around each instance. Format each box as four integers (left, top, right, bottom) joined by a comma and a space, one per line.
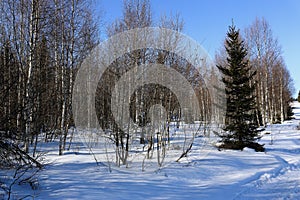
24, 0, 38, 152
59, 1, 66, 155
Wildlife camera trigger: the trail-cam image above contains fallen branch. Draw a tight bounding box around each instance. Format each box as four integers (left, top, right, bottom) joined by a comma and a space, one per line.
176, 142, 193, 162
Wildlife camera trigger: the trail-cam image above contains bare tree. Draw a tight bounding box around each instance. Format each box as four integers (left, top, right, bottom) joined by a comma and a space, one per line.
244, 17, 294, 125
0, 0, 98, 155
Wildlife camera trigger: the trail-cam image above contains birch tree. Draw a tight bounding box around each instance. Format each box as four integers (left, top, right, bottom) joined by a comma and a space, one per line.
244, 17, 294, 124
0, 0, 98, 156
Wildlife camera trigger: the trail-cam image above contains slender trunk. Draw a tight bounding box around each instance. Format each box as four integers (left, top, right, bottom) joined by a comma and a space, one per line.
264, 68, 269, 124
24, 0, 38, 152
59, 1, 66, 155
270, 74, 275, 123
260, 71, 265, 126
66, 0, 76, 148
54, 0, 60, 131
280, 71, 284, 123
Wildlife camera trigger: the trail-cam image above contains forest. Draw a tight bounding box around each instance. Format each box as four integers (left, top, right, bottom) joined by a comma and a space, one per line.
0, 0, 297, 199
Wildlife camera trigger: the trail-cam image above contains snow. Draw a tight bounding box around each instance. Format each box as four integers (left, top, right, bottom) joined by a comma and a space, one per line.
5, 102, 300, 199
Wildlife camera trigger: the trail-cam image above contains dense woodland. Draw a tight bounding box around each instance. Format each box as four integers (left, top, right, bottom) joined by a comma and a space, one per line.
0, 0, 295, 175
0, 0, 98, 157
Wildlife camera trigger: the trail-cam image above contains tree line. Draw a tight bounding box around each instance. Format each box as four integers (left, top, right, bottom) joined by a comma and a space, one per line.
216, 18, 295, 126
0, 0, 98, 162
0, 0, 295, 167
77, 0, 215, 168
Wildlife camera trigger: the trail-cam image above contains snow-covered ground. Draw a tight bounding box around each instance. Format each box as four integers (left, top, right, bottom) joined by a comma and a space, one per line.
7, 102, 300, 199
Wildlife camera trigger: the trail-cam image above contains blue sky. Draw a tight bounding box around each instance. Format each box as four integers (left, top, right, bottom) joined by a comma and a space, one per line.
100, 0, 300, 97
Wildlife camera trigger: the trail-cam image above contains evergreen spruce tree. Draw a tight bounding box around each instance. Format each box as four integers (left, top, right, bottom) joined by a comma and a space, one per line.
298, 90, 300, 102
217, 23, 264, 152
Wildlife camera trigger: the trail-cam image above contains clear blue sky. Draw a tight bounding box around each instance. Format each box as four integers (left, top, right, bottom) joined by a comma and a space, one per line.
100, 0, 300, 97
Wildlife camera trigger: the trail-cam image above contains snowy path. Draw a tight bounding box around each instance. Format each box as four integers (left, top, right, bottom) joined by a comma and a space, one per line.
234, 132, 300, 199
240, 162, 300, 200
235, 104, 300, 200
